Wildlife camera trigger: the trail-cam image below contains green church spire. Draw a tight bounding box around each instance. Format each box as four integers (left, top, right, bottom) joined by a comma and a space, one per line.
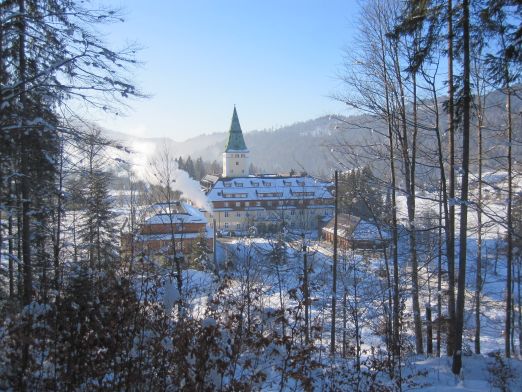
225, 106, 248, 152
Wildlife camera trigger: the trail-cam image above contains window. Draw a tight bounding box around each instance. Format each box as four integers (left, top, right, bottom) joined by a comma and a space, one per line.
224, 202, 229, 207
245, 202, 250, 207
235, 161, 239, 165
223, 193, 247, 198
234, 182, 243, 187
236, 202, 240, 207
291, 210, 295, 216
278, 200, 283, 206
236, 223, 240, 229
291, 190, 315, 197
267, 201, 272, 206
224, 211, 229, 217
224, 222, 229, 228
236, 211, 241, 217
256, 201, 261, 206
258, 192, 283, 198
251, 181, 259, 187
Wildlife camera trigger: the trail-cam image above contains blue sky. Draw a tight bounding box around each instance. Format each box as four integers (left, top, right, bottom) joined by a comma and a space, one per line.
100, 0, 359, 141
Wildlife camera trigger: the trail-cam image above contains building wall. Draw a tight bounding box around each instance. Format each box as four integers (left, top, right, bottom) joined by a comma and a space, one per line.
121, 233, 213, 263
212, 203, 333, 233
134, 237, 212, 253
141, 222, 206, 235
222, 151, 249, 178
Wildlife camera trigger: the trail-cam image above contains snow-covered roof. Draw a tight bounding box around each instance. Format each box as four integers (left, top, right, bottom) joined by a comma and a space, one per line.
206, 175, 333, 203
144, 201, 208, 225
322, 214, 390, 241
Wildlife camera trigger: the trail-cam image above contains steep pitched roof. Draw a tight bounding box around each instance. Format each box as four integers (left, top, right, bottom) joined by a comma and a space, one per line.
225, 106, 248, 152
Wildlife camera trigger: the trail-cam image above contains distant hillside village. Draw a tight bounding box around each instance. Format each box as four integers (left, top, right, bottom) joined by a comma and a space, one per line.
123, 107, 389, 264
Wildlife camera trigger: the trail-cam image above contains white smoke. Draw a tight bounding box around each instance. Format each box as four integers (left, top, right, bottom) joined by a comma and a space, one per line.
169, 164, 213, 213
129, 140, 157, 180
138, 144, 213, 213
115, 138, 213, 213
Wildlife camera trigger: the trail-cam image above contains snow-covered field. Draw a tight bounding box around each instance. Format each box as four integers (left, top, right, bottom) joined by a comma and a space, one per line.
172, 231, 522, 391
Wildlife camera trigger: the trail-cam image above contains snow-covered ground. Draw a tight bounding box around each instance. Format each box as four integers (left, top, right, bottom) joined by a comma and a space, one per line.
194, 233, 522, 391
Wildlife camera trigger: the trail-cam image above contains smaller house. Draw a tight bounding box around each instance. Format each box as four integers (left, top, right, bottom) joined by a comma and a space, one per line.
322, 214, 390, 250
121, 201, 213, 263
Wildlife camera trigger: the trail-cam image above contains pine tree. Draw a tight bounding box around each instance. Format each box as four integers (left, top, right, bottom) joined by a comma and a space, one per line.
190, 232, 212, 270
75, 129, 119, 272
185, 156, 196, 179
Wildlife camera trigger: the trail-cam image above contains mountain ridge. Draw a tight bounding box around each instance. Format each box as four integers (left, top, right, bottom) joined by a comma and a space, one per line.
104, 87, 521, 178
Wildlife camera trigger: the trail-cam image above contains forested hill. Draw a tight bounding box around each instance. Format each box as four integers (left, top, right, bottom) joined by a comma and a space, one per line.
105, 112, 397, 176
105, 87, 521, 177
105, 115, 352, 176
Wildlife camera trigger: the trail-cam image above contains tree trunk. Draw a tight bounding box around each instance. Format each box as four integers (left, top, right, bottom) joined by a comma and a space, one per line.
446, 0, 457, 357
475, 86, 484, 355
505, 80, 513, 358
54, 137, 64, 292
428, 76, 447, 359
302, 239, 309, 344
330, 170, 338, 355
380, 32, 401, 360
517, 256, 522, 356
452, 0, 471, 375
409, 71, 423, 355
18, 0, 32, 307
8, 178, 15, 299
393, 41, 423, 354
426, 304, 433, 355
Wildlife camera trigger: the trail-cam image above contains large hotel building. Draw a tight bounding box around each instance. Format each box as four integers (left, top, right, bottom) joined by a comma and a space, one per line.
202, 107, 334, 234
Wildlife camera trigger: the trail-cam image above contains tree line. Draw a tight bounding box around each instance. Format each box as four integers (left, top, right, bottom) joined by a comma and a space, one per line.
176, 155, 264, 180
